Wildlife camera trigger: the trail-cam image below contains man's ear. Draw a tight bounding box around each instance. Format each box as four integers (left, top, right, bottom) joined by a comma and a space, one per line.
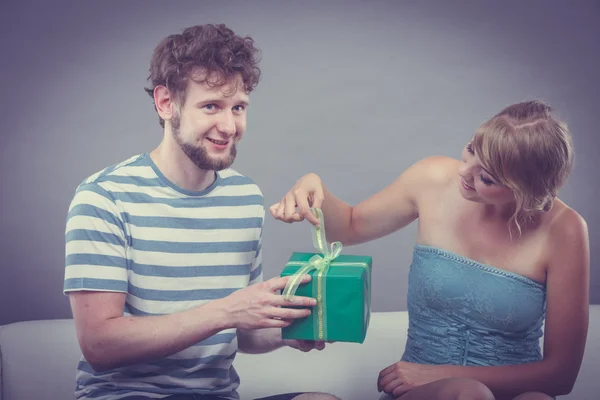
154, 85, 177, 122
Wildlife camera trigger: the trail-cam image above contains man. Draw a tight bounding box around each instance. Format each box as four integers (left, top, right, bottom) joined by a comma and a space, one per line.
64, 24, 339, 400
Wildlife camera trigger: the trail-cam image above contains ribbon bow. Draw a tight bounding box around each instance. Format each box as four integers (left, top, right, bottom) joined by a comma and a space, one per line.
282, 208, 342, 299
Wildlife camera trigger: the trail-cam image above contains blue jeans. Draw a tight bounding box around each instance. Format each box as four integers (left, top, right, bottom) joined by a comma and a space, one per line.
124, 393, 304, 400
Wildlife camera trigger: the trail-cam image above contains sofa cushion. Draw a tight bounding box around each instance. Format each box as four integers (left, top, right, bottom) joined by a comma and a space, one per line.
1, 307, 598, 400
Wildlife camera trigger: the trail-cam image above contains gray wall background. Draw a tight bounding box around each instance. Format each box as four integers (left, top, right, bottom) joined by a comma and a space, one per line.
0, 0, 598, 326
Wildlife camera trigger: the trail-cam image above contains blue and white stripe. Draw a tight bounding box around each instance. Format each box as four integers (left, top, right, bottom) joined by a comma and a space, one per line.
64, 153, 263, 400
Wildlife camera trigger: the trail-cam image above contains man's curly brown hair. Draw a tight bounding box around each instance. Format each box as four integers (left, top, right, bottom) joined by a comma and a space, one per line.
145, 24, 261, 128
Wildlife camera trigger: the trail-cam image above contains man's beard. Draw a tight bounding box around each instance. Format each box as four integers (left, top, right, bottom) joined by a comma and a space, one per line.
171, 115, 237, 171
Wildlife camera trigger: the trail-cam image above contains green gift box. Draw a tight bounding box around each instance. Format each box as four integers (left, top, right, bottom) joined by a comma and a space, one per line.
279, 208, 373, 343
281, 252, 372, 343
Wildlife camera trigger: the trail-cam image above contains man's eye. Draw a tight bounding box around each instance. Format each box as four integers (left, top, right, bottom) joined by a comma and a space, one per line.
204, 104, 217, 111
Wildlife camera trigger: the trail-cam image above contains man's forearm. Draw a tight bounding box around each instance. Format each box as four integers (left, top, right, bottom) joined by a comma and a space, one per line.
441, 360, 570, 398
82, 300, 232, 372
237, 327, 284, 354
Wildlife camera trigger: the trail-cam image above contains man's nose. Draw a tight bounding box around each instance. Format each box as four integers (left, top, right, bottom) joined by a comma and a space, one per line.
216, 111, 236, 136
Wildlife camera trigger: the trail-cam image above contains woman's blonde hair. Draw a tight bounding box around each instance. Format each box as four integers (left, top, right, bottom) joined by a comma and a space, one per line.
472, 100, 574, 233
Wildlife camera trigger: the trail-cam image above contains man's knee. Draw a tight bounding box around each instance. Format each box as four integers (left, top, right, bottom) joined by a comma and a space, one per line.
438, 378, 495, 400
291, 393, 341, 400
512, 392, 553, 400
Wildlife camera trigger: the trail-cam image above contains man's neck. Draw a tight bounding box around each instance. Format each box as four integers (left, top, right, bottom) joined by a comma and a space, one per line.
150, 139, 216, 193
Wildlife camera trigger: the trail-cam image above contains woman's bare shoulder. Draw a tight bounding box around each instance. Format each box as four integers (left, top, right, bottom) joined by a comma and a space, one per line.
546, 200, 589, 264
548, 200, 588, 236
406, 155, 460, 189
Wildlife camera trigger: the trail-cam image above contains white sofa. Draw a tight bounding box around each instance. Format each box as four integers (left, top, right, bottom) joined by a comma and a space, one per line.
1, 307, 598, 400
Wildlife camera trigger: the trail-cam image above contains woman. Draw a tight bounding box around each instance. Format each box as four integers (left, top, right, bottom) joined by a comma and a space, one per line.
270, 100, 589, 400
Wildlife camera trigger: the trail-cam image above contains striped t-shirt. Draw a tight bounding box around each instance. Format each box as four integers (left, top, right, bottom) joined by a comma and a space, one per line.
63, 153, 264, 400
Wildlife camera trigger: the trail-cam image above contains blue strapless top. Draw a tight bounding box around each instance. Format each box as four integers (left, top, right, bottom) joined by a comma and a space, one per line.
402, 245, 546, 366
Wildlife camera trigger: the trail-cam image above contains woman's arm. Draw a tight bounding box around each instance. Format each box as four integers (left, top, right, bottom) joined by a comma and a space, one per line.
270, 156, 453, 245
